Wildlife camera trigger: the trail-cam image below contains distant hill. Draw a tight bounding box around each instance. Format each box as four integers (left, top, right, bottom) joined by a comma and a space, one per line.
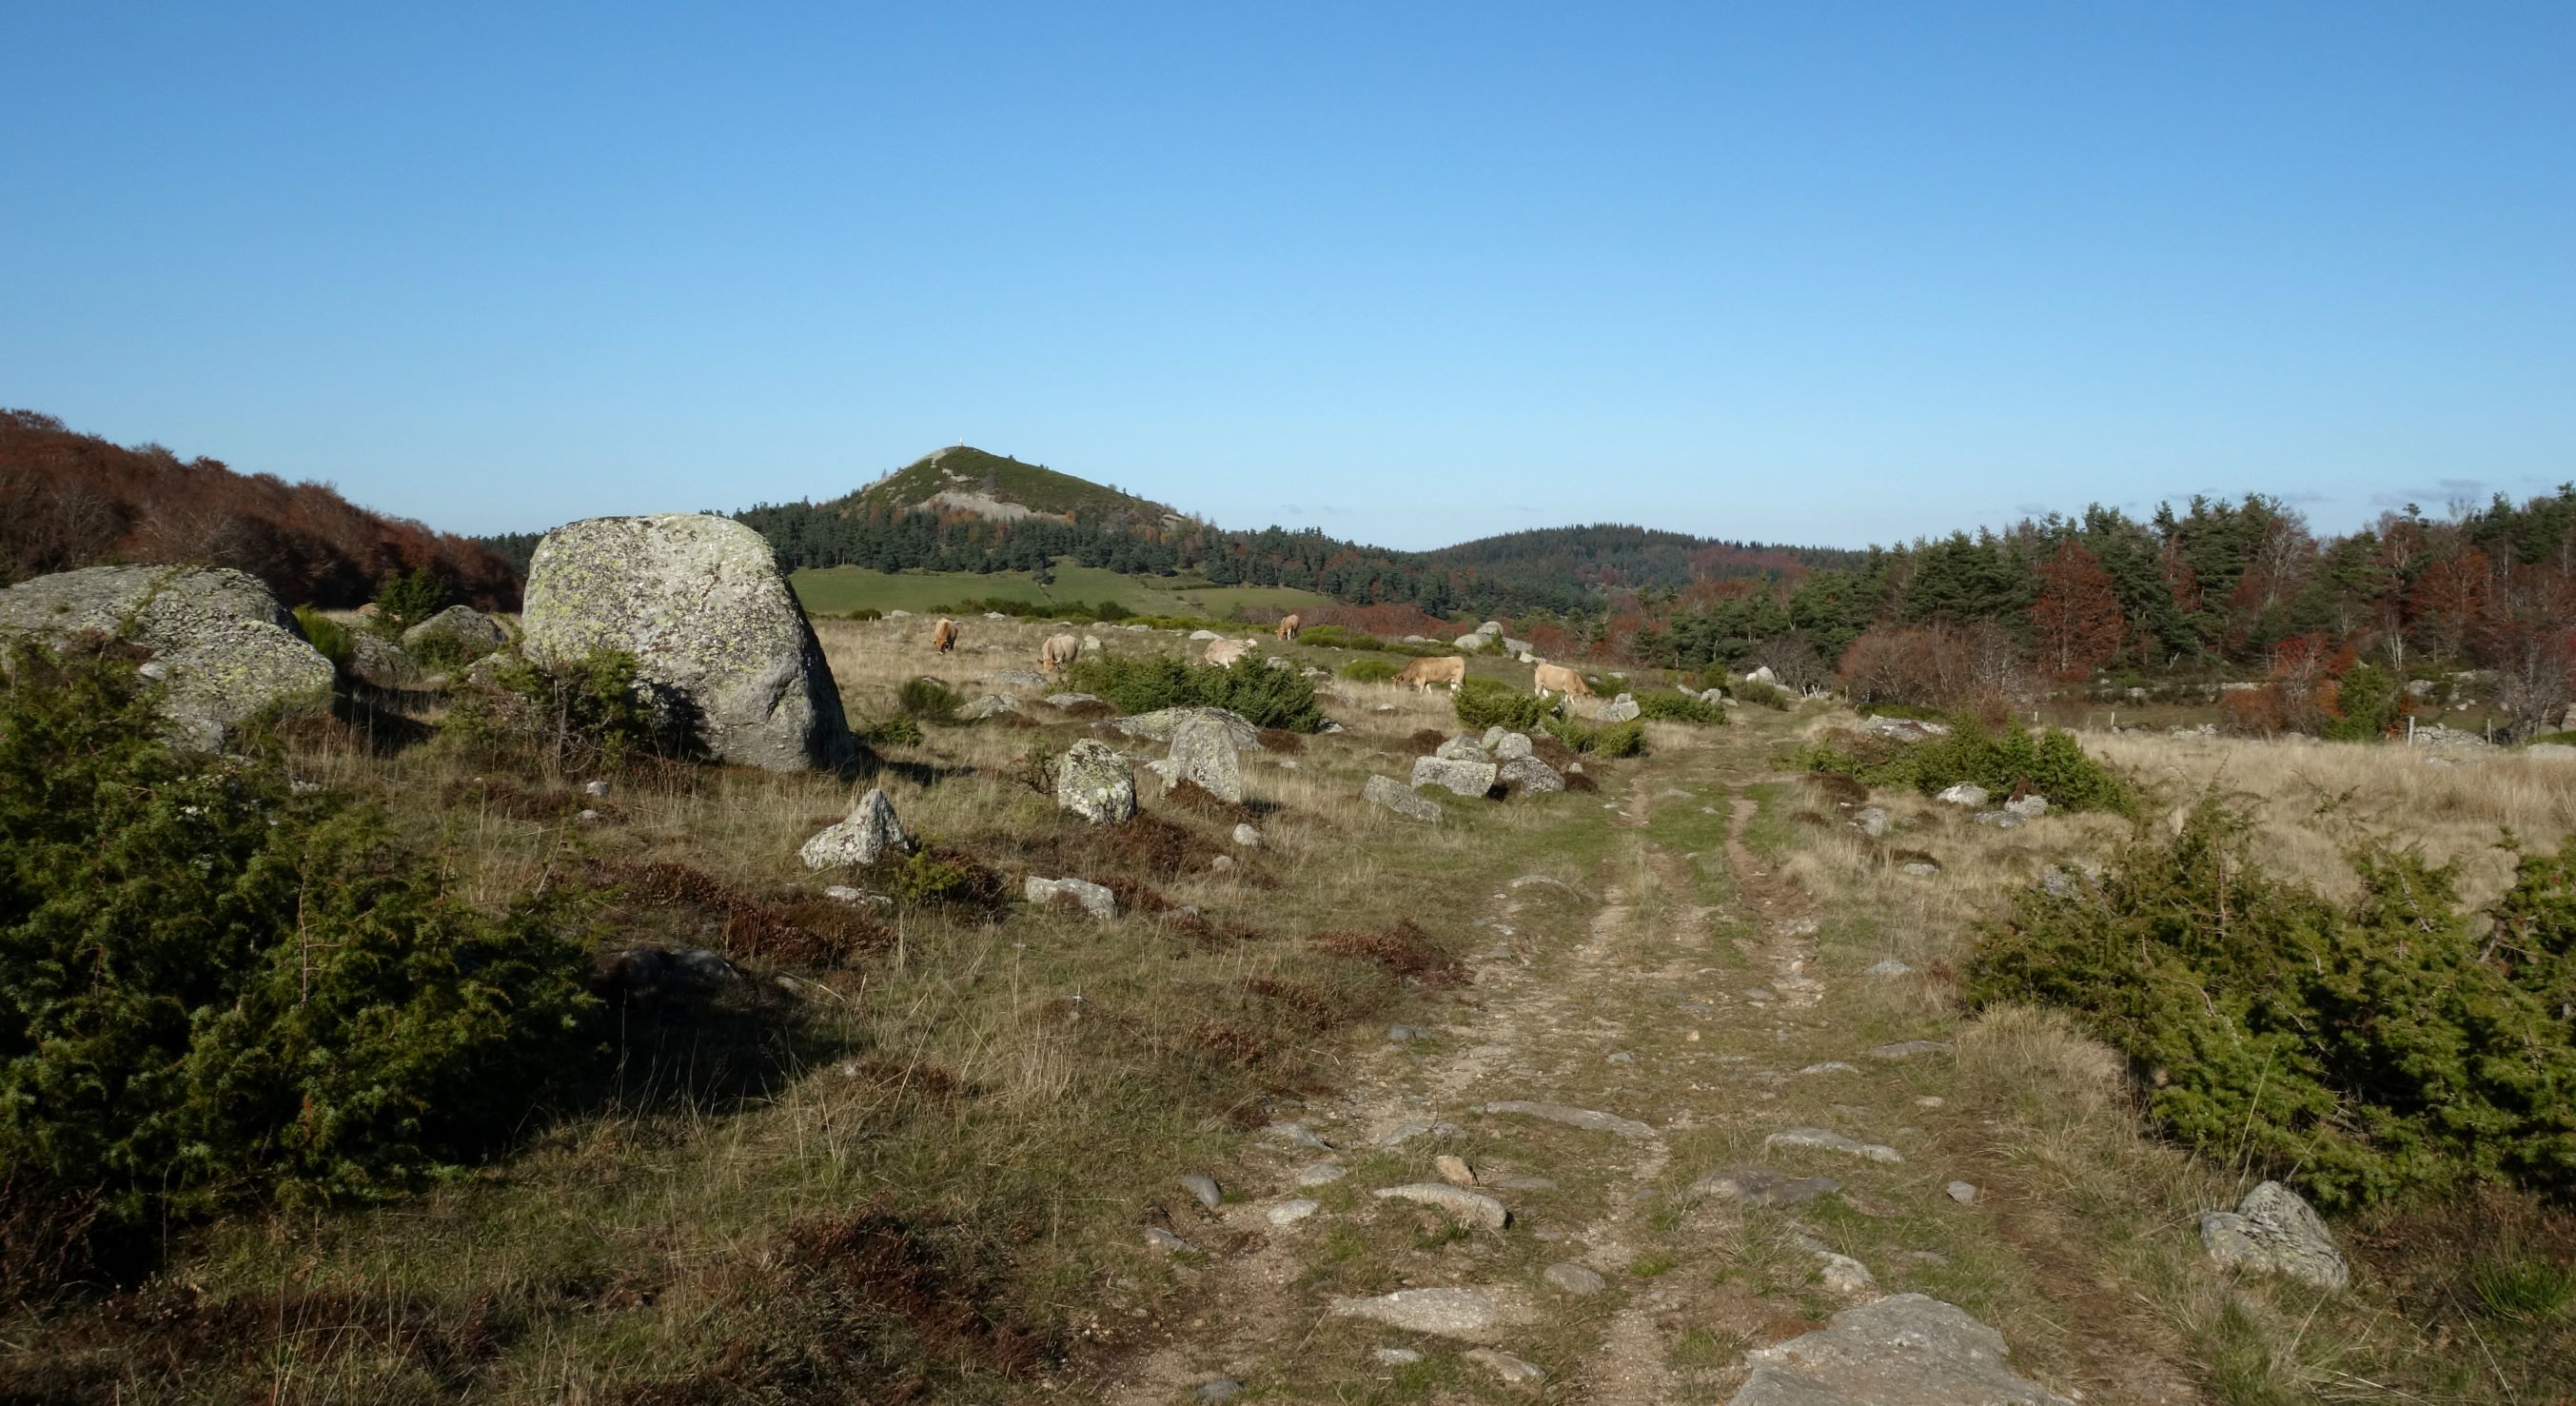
849, 446, 1186, 528
718, 446, 1847, 619
0, 409, 521, 608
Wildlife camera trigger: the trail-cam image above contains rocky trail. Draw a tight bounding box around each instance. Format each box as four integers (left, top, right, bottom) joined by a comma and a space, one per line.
1099, 741, 2113, 1404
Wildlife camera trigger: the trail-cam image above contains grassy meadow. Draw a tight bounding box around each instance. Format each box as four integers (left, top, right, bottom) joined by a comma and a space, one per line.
788, 560, 1333, 623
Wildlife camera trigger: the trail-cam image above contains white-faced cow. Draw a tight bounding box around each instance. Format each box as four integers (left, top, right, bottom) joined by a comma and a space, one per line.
1039, 633, 1081, 675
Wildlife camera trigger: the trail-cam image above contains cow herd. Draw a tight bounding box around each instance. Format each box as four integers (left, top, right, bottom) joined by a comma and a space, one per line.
919, 614, 1590, 695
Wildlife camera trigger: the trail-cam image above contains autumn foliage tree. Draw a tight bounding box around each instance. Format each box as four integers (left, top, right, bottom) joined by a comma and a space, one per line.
2028, 540, 2126, 680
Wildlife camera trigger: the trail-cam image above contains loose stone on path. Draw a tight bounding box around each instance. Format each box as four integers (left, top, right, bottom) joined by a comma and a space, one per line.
1765, 1127, 1903, 1163
1325, 1287, 1513, 1338
1542, 1262, 1606, 1296
1476, 1100, 1658, 1140
1726, 1295, 2075, 1405
1374, 1183, 1509, 1229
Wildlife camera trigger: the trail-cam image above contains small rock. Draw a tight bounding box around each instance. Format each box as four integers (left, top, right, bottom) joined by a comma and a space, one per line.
2199, 1180, 2349, 1292
1195, 1379, 1244, 1403
1764, 1127, 1903, 1163
1853, 806, 1889, 838
1916, 1096, 1945, 1108
1374, 1183, 1509, 1229
1295, 1162, 1347, 1188
1266, 1121, 1332, 1151
1144, 1228, 1194, 1255
1728, 1295, 2075, 1405
798, 788, 913, 869
1689, 1167, 1841, 1207
577, 808, 601, 823
1464, 1348, 1546, 1386
2003, 793, 2049, 819
1900, 861, 1942, 877
823, 884, 864, 902
1946, 1181, 1978, 1205
1372, 1348, 1422, 1365
1231, 822, 1262, 847
1386, 1024, 1431, 1043
1209, 855, 1235, 873
1477, 1100, 1656, 1140
581, 779, 612, 798
1935, 782, 1989, 807
1267, 1198, 1320, 1227
1866, 1040, 1953, 1062
956, 693, 1022, 721
1599, 694, 1641, 723
1026, 876, 1118, 919
1606, 1051, 1635, 1064
1325, 1287, 1508, 1338
1863, 960, 1914, 978
1377, 1119, 1465, 1146
1434, 1155, 1477, 1187
1412, 755, 1501, 798
1179, 1174, 1222, 1210
1364, 774, 1445, 822
1543, 1262, 1606, 1296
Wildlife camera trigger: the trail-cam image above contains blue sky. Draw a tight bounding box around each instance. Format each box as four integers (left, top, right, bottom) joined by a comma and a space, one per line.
3, 3, 2568, 550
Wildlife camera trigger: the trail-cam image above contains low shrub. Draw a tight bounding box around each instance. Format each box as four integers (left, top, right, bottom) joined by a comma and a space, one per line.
368, 567, 446, 637
1453, 677, 1556, 732
845, 607, 883, 622
1634, 688, 1724, 724
1092, 600, 1132, 622
1970, 802, 2576, 1211
0, 643, 600, 1269
1594, 719, 1645, 758
1340, 658, 1402, 683
1731, 680, 1793, 710
291, 605, 354, 671
2322, 662, 2407, 742
1064, 654, 1323, 732
448, 648, 697, 773
1297, 624, 1385, 652
1794, 719, 2131, 814
862, 715, 924, 747
897, 676, 964, 723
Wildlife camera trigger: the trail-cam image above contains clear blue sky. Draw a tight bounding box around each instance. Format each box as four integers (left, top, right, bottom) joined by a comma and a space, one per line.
4, 3, 2569, 551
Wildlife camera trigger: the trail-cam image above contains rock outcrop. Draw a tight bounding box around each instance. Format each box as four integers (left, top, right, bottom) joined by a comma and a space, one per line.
401, 604, 508, 658
1056, 741, 1138, 823
0, 564, 332, 749
1111, 706, 1261, 750
1365, 774, 1443, 822
520, 513, 854, 771
1728, 1295, 2075, 1405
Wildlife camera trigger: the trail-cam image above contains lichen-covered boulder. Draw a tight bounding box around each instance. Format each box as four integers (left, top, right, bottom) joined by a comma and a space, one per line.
0, 564, 332, 748
521, 514, 854, 771
1111, 706, 1260, 750
1598, 693, 1641, 723
401, 604, 508, 658
1412, 755, 1499, 798
1166, 716, 1245, 803
1057, 740, 1137, 824
2199, 1180, 2349, 1292
344, 629, 427, 690
1365, 774, 1443, 822
1497, 754, 1563, 794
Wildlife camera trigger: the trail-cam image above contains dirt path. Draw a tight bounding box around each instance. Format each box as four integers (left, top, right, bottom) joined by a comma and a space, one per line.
1097, 747, 2138, 1403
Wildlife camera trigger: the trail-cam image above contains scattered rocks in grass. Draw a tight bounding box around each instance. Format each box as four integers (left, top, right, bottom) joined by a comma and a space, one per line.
1934, 782, 1988, 807
1765, 1127, 1902, 1163
1231, 822, 1262, 847
1179, 1174, 1222, 1210
1365, 774, 1444, 822
1478, 1100, 1657, 1140
1145, 1228, 1196, 1255
2198, 1180, 2349, 1292
1865, 1040, 1952, 1061
1325, 1287, 1509, 1338
799, 787, 912, 868
1378, 1119, 1466, 1146
1266, 1121, 1333, 1151
1863, 960, 1913, 978
1112, 705, 1260, 749
1946, 1181, 1978, 1205
1296, 1162, 1348, 1188
1727, 1294, 2075, 1405
1026, 876, 1118, 919
1267, 1198, 1320, 1227
1433, 1155, 1477, 1187
1196, 1378, 1245, 1403
1056, 740, 1138, 824
1375, 1183, 1509, 1229
1900, 861, 1942, 877
1464, 1348, 1547, 1386
1544, 1262, 1606, 1296
1689, 1167, 1842, 1208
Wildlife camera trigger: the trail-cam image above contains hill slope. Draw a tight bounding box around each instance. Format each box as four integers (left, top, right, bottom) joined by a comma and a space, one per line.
0, 409, 521, 608
850, 446, 1184, 527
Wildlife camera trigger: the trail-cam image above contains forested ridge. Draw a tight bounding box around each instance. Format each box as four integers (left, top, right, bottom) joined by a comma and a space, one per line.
0, 410, 521, 609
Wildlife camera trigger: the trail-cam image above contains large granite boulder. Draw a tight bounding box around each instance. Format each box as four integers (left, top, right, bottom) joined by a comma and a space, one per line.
0, 564, 332, 748
1110, 706, 1260, 750
1164, 715, 1245, 802
1412, 755, 1499, 798
401, 604, 508, 659
520, 514, 854, 771
2198, 1180, 2349, 1292
1365, 774, 1443, 822
345, 629, 428, 690
1056, 740, 1137, 824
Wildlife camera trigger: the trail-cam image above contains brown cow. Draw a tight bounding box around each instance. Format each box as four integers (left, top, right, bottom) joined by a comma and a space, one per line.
1533, 662, 1593, 699
1039, 633, 1080, 675
1395, 656, 1467, 692
931, 618, 958, 654
1276, 613, 1302, 642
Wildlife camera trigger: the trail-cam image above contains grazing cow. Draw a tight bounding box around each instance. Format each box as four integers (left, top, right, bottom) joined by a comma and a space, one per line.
931, 618, 958, 654
1276, 613, 1302, 642
1533, 663, 1594, 700
1395, 655, 1468, 692
1039, 633, 1081, 675
1204, 639, 1251, 667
